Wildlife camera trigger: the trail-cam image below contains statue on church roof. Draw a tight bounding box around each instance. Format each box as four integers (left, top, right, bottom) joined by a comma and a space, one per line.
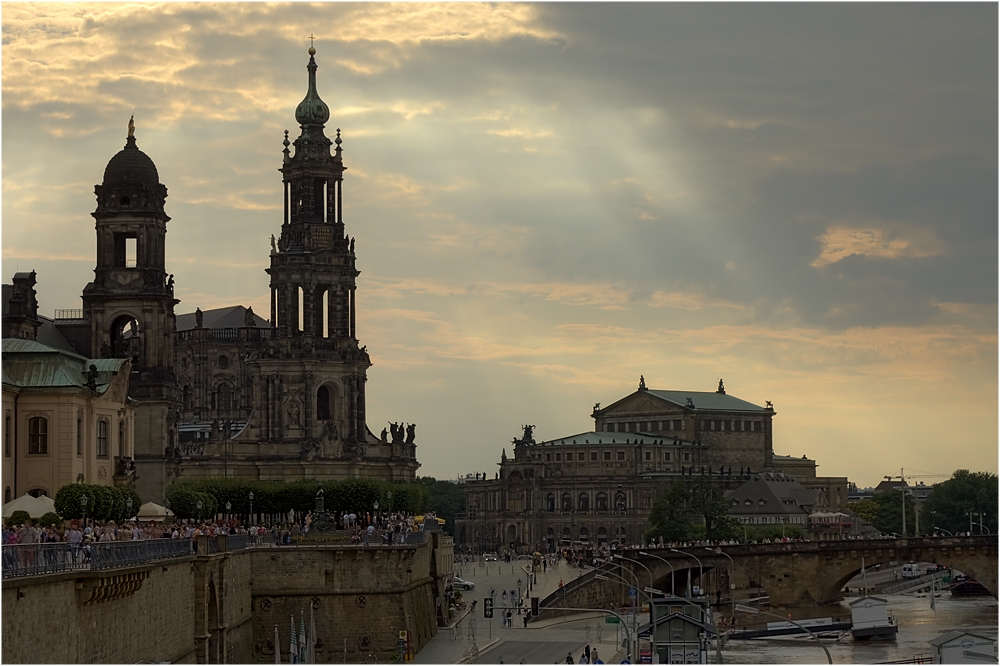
717, 378, 725, 394
128, 114, 135, 138
639, 375, 646, 390
195, 307, 203, 328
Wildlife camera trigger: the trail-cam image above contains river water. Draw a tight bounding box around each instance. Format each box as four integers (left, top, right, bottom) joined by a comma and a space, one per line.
720, 594, 998, 664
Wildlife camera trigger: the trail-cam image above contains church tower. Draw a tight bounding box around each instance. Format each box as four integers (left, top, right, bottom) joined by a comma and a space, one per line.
83, 119, 180, 501
257, 45, 374, 459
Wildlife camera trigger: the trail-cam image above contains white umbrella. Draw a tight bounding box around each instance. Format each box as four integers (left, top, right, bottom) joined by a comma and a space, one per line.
35, 495, 56, 511
137, 502, 175, 521
3, 494, 50, 519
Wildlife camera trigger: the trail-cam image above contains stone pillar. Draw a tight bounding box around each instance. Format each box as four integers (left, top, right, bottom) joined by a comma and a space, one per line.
356, 374, 366, 444
349, 286, 356, 339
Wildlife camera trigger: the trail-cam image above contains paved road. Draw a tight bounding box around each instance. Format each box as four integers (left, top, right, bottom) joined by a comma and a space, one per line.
416, 559, 622, 664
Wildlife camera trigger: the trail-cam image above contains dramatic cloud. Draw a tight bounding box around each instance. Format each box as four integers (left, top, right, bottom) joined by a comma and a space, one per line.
3, 3, 996, 485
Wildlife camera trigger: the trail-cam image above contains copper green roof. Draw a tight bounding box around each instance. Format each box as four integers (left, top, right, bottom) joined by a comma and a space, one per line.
2, 338, 128, 394
645, 389, 767, 412
538, 431, 692, 446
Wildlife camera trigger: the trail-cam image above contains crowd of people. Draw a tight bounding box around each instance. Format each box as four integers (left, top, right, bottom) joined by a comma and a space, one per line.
2, 507, 437, 551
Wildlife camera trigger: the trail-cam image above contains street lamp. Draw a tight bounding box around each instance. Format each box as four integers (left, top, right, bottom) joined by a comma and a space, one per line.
225, 501, 232, 521
248, 491, 254, 525
735, 604, 832, 664
80, 494, 88, 529
387, 491, 393, 513
196, 500, 203, 523
640, 551, 675, 596
126, 497, 133, 519
706, 547, 736, 616
670, 548, 703, 598
517, 578, 523, 606
934, 526, 953, 537
615, 554, 655, 602
596, 573, 641, 660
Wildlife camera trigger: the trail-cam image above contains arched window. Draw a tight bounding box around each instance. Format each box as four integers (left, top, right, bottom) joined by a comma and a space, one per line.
97, 420, 108, 457
562, 527, 571, 541
217, 384, 231, 412
546, 493, 555, 512
28, 417, 47, 454
596, 492, 608, 511
183, 385, 191, 410
118, 420, 126, 458
77, 416, 82, 456
580, 527, 589, 542
4, 487, 10, 503
317, 385, 332, 421
597, 526, 608, 543
4, 414, 10, 457
561, 493, 573, 511
578, 493, 590, 512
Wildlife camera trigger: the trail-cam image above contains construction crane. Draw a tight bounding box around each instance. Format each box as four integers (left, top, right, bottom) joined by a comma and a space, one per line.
883, 469, 947, 537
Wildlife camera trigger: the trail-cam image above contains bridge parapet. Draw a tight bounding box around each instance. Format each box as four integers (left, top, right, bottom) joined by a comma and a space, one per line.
622, 536, 998, 608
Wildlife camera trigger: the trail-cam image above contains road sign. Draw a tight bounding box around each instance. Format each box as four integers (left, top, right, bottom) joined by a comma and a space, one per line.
605, 616, 620, 624
629, 588, 637, 598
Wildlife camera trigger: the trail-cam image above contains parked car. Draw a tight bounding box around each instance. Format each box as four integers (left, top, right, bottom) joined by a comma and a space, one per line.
453, 577, 475, 590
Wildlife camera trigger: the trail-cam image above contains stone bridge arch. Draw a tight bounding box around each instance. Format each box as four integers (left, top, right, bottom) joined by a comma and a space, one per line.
602, 537, 997, 610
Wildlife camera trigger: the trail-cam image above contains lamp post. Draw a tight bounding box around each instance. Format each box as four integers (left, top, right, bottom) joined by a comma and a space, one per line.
934, 526, 953, 537
225, 501, 232, 522
615, 554, 655, 602
596, 573, 641, 660
735, 604, 832, 664
670, 548, 703, 598
196, 500, 203, 523
248, 491, 254, 525
707, 547, 736, 616
126, 497, 133, 520
517, 578, 523, 607
640, 551, 676, 596
80, 494, 88, 530
387, 490, 393, 514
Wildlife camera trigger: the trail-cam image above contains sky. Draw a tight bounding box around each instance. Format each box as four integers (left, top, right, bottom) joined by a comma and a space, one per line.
2, 3, 996, 488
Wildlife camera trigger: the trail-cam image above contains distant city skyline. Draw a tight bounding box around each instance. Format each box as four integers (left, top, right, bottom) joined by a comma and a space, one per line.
3, 3, 996, 488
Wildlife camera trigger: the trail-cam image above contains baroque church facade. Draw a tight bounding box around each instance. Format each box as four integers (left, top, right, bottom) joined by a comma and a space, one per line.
2, 47, 419, 504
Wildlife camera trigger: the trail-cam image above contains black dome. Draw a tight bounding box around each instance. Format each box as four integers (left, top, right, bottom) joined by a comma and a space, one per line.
102, 136, 159, 187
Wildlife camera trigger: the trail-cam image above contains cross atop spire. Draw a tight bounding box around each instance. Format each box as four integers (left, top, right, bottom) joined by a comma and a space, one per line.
309, 34, 316, 48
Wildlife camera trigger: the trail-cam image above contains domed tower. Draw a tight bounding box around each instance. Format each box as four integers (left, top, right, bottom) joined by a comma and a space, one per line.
82, 118, 180, 501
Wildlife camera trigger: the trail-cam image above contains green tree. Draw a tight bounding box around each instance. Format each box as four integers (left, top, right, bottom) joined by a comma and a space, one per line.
8, 510, 31, 526
647, 481, 696, 542
415, 477, 465, 535
849, 498, 879, 526
870, 490, 917, 536
647, 478, 739, 543
921, 470, 998, 536
39, 512, 62, 528
686, 476, 739, 542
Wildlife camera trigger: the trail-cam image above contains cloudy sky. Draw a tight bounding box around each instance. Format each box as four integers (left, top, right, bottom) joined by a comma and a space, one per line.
3, 3, 996, 487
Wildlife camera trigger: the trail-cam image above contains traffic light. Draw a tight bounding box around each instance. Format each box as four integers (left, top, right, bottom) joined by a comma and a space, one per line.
483, 597, 493, 618
531, 596, 539, 617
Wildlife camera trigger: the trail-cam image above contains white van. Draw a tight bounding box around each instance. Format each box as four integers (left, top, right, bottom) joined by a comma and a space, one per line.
901, 563, 919, 578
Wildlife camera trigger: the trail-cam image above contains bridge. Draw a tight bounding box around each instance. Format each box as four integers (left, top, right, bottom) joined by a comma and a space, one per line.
540, 536, 997, 612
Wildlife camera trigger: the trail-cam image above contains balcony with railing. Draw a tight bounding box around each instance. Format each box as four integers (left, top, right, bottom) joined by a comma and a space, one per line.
54, 309, 85, 320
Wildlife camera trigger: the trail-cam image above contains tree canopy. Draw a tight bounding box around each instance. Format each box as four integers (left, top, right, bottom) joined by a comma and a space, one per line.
646, 478, 738, 543
921, 469, 998, 536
